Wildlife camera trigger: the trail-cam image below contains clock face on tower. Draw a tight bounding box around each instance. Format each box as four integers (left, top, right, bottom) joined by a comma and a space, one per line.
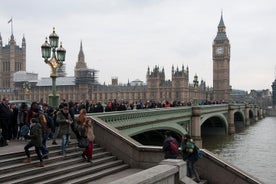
216, 47, 224, 55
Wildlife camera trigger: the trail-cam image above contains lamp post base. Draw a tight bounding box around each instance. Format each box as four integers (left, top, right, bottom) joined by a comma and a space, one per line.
193, 98, 198, 106
49, 94, 59, 108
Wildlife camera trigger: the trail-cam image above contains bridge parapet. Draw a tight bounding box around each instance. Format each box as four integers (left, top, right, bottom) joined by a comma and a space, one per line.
94, 107, 192, 130
91, 104, 263, 144
200, 104, 228, 114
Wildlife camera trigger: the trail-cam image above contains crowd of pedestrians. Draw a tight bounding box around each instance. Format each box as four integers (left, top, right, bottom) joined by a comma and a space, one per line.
0, 97, 226, 147
0, 97, 97, 167
0, 96, 213, 171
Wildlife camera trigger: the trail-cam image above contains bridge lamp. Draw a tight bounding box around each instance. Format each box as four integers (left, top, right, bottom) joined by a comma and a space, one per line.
193, 74, 199, 106
41, 27, 66, 108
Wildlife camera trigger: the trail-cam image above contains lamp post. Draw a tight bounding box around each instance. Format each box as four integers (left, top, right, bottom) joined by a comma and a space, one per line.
41, 27, 66, 108
22, 81, 31, 94
193, 74, 199, 106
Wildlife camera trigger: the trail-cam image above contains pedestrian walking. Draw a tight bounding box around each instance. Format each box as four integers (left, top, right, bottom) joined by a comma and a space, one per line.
56, 103, 73, 157
0, 97, 12, 145
52, 105, 63, 145
81, 117, 95, 162
23, 118, 44, 167
162, 131, 178, 159
18, 102, 29, 140
181, 134, 200, 183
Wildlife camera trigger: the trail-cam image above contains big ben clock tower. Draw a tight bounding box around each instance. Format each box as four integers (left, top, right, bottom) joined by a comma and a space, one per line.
213, 13, 231, 103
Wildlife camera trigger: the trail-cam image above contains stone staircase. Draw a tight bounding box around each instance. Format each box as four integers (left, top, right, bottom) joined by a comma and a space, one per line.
0, 142, 129, 184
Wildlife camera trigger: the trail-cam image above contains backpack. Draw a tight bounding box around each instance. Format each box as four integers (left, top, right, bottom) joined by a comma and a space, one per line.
39, 113, 50, 134
45, 114, 55, 132
195, 146, 203, 160
20, 124, 30, 137
170, 140, 179, 154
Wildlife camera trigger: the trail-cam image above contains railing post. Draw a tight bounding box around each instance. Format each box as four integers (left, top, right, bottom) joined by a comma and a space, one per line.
192, 106, 202, 148
245, 104, 250, 126
259, 108, 263, 119
254, 105, 259, 122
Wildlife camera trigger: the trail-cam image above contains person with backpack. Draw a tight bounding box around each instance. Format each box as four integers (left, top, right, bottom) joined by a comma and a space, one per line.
162, 131, 178, 159
18, 102, 29, 140
23, 118, 44, 167
38, 111, 51, 159
181, 134, 200, 183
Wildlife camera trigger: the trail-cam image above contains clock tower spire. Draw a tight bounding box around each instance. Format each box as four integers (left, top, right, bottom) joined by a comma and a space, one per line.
212, 12, 231, 103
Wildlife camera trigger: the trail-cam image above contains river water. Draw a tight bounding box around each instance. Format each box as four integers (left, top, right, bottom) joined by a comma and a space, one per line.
202, 117, 276, 184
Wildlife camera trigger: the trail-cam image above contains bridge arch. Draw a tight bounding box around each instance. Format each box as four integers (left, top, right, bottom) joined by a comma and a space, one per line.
126, 123, 187, 146
233, 110, 245, 129
201, 114, 228, 135
249, 109, 254, 119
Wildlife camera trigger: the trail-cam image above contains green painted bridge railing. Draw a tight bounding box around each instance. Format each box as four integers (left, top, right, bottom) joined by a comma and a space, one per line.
92, 107, 192, 130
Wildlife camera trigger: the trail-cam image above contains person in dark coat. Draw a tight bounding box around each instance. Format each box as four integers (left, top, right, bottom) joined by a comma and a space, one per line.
23, 118, 44, 167
25, 102, 40, 125
18, 102, 29, 140
0, 97, 12, 145
162, 131, 178, 159
56, 104, 73, 156
9, 103, 19, 140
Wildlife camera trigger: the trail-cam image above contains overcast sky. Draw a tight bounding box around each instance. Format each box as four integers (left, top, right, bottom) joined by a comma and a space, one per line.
0, 0, 275, 91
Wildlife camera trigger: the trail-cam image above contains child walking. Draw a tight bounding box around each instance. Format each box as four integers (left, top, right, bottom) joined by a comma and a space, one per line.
23, 118, 44, 167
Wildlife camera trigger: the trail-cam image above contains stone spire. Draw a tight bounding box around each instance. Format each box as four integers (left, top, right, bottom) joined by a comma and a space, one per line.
214, 12, 228, 41
22, 34, 26, 48
75, 41, 87, 69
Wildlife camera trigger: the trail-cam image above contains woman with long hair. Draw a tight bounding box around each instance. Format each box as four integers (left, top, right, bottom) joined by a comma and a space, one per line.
81, 117, 95, 162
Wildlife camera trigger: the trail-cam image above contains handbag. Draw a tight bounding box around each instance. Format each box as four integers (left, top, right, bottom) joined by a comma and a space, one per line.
78, 137, 89, 148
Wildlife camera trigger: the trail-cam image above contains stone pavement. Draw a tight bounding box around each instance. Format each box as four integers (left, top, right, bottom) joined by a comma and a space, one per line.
0, 138, 79, 155
0, 139, 28, 155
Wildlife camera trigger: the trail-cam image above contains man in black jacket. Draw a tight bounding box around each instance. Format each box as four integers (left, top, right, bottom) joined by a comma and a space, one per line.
0, 97, 12, 146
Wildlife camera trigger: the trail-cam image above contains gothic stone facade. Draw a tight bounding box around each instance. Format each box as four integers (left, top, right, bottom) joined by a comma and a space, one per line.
0, 15, 230, 104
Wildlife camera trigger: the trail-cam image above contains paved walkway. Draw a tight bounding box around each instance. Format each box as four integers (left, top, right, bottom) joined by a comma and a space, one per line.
0, 138, 76, 155
0, 139, 28, 155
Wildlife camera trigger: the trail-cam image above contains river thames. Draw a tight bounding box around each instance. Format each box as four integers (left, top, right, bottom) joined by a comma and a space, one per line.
203, 117, 276, 184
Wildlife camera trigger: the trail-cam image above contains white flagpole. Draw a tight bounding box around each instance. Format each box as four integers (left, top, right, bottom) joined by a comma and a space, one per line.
8, 18, 13, 35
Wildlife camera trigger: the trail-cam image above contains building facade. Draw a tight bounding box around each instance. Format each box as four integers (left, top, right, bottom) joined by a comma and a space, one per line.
0, 34, 26, 89
1, 15, 232, 105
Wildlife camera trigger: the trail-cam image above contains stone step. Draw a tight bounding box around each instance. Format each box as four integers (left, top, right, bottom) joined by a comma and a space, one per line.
0, 140, 129, 184
0, 152, 114, 181
37, 161, 129, 184
179, 176, 208, 184
0, 145, 104, 169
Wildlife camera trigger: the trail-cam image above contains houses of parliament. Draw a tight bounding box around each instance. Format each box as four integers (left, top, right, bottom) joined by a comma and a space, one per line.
0, 15, 231, 106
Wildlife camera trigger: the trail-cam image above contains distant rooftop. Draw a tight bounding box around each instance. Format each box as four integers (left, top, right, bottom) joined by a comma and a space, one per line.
14, 71, 38, 82
36, 76, 75, 86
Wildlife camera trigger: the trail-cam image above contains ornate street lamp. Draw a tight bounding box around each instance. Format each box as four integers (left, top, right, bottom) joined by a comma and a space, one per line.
41, 27, 66, 108
193, 74, 199, 106
22, 81, 31, 94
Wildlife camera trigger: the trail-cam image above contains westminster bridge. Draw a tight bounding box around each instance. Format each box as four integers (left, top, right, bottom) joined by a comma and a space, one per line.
91, 103, 264, 148
86, 103, 264, 183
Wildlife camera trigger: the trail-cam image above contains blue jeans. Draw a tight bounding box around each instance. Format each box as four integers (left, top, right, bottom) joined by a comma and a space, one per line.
61, 134, 70, 155
24, 142, 43, 162
186, 160, 200, 182
42, 132, 50, 155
